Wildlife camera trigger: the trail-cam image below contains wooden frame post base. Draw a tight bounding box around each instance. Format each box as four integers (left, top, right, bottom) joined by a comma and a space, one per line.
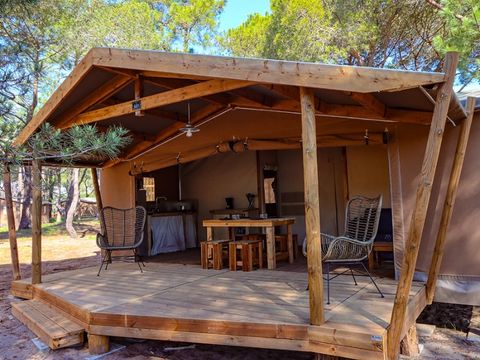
400, 324, 419, 357
88, 333, 110, 355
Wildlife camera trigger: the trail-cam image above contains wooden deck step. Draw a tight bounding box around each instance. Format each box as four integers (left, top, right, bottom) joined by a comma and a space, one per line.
12, 299, 85, 349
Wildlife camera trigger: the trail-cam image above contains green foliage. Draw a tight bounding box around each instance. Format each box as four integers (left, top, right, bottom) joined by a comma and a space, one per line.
152, 0, 226, 52
263, 0, 339, 62
0, 0, 226, 169
1, 123, 131, 166
220, 0, 338, 62
220, 0, 477, 87
220, 13, 271, 57
58, 0, 169, 68
433, 0, 479, 86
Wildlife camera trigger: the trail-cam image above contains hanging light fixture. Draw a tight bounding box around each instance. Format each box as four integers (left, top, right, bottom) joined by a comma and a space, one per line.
180, 102, 200, 138
364, 129, 369, 145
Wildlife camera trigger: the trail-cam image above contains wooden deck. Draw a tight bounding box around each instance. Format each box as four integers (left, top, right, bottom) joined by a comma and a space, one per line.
11, 262, 426, 359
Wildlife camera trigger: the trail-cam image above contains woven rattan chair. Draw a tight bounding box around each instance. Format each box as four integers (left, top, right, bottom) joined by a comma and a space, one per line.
96, 206, 147, 276
302, 195, 384, 304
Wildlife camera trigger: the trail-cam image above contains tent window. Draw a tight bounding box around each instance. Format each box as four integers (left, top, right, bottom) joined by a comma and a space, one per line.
143, 177, 155, 202
264, 177, 276, 204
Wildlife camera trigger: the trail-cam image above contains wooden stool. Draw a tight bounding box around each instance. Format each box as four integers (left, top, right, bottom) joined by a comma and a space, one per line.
229, 240, 263, 271
201, 240, 230, 270
368, 241, 394, 271
275, 234, 298, 261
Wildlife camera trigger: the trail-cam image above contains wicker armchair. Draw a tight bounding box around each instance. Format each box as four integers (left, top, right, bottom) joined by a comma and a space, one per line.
303, 195, 383, 304
96, 206, 147, 276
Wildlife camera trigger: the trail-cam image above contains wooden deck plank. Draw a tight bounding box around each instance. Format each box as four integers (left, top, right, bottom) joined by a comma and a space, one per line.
11, 263, 427, 359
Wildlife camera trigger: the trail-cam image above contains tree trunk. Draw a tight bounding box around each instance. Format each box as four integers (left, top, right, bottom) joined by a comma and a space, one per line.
55, 169, 62, 222
18, 56, 40, 230
18, 166, 32, 230
45, 168, 55, 221
65, 168, 79, 239
3, 163, 21, 280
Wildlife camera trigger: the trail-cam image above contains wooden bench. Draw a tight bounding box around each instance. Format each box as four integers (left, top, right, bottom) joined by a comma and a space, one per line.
11, 299, 84, 349
200, 240, 230, 270
229, 239, 263, 271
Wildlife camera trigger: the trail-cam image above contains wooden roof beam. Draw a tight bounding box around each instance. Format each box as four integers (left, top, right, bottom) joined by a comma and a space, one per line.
64, 79, 253, 128
54, 75, 133, 129
345, 92, 386, 117
91, 48, 445, 93
92, 97, 187, 123
144, 77, 233, 106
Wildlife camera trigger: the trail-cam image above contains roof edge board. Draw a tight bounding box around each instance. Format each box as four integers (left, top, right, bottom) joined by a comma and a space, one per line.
91, 47, 446, 94
13, 49, 96, 146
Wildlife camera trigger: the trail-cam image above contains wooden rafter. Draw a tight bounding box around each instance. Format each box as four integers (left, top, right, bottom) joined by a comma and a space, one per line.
64, 79, 253, 128
345, 92, 386, 117
142, 70, 209, 81
98, 97, 186, 123
54, 75, 133, 129
144, 77, 233, 107
387, 52, 459, 359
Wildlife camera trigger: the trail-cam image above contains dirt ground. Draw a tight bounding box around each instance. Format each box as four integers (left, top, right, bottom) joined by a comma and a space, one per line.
1, 221, 480, 359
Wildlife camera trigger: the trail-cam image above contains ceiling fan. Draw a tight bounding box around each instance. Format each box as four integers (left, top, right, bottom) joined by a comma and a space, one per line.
180, 102, 200, 138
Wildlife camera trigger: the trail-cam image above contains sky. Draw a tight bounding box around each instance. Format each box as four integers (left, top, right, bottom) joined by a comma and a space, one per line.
218, 0, 270, 32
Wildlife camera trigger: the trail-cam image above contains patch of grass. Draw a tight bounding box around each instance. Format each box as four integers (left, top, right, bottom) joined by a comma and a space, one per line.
0, 219, 100, 241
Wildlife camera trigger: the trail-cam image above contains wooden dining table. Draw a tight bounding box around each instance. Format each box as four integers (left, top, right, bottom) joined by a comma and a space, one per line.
202, 217, 295, 270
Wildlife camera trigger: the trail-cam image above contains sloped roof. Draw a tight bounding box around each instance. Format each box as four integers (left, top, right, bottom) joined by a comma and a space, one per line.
13, 47, 466, 168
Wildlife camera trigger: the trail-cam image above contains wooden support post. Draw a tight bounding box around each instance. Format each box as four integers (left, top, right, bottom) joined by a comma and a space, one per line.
88, 333, 110, 355
387, 52, 459, 359
31, 159, 42, 284
300, 86, 324, 325
91, 168, 104, 231
3, 164, 21, 280
426, 96, 476, 304
206, 226, 213, 241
